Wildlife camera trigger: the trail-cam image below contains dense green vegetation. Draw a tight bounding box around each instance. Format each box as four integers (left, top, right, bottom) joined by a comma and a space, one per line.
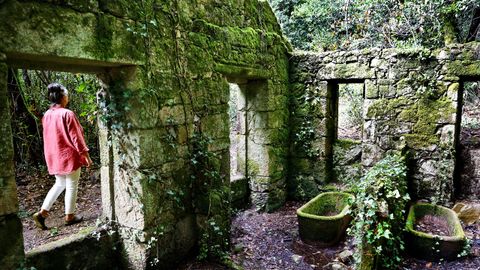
8, 69, 100, 169
349, 152, 409, 269
269, 0, 480, 51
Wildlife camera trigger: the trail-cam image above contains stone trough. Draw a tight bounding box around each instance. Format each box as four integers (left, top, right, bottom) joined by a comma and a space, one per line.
405, 203, 467, 261
297, 192, 354, 246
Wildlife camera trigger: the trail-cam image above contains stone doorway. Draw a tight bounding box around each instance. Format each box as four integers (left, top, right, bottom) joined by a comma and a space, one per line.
7, 68, 103, 251
228, 79, 270, 210
1, 55, 133, 267
456, 80, 480, 199
327, 81, 365, 185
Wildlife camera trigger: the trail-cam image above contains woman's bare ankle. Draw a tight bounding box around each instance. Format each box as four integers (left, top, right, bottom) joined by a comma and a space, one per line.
39, 209, 49, 218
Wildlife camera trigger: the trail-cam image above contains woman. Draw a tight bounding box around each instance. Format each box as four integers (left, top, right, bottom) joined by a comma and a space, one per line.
33, 82, 93, 230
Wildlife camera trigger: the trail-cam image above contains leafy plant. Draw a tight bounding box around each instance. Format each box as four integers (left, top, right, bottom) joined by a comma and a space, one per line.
349, 152, 410, 269
190, 132, 230, 260
49, 227, 59, 237
269, 0, 480, 51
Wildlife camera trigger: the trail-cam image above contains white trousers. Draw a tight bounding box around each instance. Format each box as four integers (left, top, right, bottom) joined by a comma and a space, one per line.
41, 168, 81, 215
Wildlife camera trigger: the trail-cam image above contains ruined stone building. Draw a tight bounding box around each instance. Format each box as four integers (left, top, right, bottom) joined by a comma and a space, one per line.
1, 0, 479, 269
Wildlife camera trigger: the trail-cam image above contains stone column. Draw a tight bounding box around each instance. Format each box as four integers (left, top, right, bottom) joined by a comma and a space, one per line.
0, 57, 25, 268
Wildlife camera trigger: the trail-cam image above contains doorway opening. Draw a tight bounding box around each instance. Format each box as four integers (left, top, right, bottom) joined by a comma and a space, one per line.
456, 80, 480, 200
228, 79, 270, 210
327, 82, 365, 185
8, 68, 102, 251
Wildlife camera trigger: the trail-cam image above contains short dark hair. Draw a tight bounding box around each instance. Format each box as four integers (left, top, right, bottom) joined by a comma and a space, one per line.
47, 83, 68, 104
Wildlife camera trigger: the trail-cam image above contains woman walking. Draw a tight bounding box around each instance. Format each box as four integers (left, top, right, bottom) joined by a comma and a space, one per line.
33, 82, 92, 230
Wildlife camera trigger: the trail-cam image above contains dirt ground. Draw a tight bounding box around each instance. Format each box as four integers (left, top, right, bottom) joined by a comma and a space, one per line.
16, 166, 102, 252
181, 201, 480, 270
15, 167, 480, 269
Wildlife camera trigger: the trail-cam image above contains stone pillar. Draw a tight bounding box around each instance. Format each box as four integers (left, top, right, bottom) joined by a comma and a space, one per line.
0, 58, 25, 268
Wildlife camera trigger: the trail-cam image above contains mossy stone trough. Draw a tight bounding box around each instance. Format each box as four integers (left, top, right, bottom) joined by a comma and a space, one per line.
405, 203, 467, 261
297, 192, 354, 246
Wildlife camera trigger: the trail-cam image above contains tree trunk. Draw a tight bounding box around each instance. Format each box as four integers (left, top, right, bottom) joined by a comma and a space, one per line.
467, 7, 480, 42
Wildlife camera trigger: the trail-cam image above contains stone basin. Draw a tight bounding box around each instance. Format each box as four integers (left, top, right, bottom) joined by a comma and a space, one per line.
297, 192, 354, 246
405, 203, 467, 261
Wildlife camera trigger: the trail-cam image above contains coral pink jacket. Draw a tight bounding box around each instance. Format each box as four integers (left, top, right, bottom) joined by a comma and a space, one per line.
42, 105, 89, 175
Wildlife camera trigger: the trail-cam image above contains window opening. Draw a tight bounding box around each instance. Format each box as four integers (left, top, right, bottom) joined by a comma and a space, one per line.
9, 68, 102, 251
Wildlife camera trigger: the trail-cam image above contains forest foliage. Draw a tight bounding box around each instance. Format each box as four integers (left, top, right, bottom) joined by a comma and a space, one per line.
8, 69, 100, 169
269, 0, 480, 51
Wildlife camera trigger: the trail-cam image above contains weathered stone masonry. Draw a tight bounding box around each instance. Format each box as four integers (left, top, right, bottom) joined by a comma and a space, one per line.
0, 0, 290, 269
289, 43, 480, 205
2, 0, 480, 269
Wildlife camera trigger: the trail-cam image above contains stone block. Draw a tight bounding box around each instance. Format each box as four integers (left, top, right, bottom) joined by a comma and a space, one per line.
362, 120, 376, 142
0, 118, 14, 163
452, 202, 480, 225
26, 226, 119, 270
126, 93, 159, 129
438, 125, 455, 145
250, 191, 268, 211
471, 150, 480, 178
365, 80, 378, 99
100, 165, 113, 220
248, 111, 268, 129
174, 215, 197, 256
201, 113, 229, 140
250, 176, 270, 193
159, 105, 191, 127
447, 82, 459, 101
98, 127, 111, 167
267, 110, 288, 129
113, 169, 146, 230
361, 144, 384, 167
116, 128, 177, 169
444, 61, 480, 77
319, 62, 374, 80
247, 138, 269, 175
118, 227, 148, 270
0, 215, 24, 269
231, 177, 249, 209
419, 160, 437, 176
0, 175, 18, 216
370, 58, 388, 69
266, 95, 288, 111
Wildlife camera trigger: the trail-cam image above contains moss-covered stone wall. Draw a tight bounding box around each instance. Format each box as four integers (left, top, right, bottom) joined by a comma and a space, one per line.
290, 43, 480, 204
0, 0, 290, 269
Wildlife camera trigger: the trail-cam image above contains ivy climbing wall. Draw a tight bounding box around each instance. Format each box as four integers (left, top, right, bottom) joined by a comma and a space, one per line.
289, 43, 480, 205
0, 0, 290, 269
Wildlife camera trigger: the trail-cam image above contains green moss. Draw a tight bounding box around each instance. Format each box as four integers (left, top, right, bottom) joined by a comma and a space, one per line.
247, 159, 260, 177
399, 97, 454, 148
445, 61, 480, 76
296, 192, 354, 244
91, 14, 114, 60
335, 138, 361, 149
366, 97, 411, 119
298, 192, 353, 218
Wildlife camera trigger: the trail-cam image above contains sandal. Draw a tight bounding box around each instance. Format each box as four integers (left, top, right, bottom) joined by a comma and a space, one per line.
33, 212, 48, 230
65, 215, 83, 226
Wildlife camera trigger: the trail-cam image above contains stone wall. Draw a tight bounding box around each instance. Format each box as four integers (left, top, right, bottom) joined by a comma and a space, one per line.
289, 43, 480, 204
0, 0, 290, 269
26, 227, 119, 270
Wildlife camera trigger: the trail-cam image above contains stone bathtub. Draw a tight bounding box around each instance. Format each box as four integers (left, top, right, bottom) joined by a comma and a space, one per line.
297, 192, 354, 246
405, 203, 467, 261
